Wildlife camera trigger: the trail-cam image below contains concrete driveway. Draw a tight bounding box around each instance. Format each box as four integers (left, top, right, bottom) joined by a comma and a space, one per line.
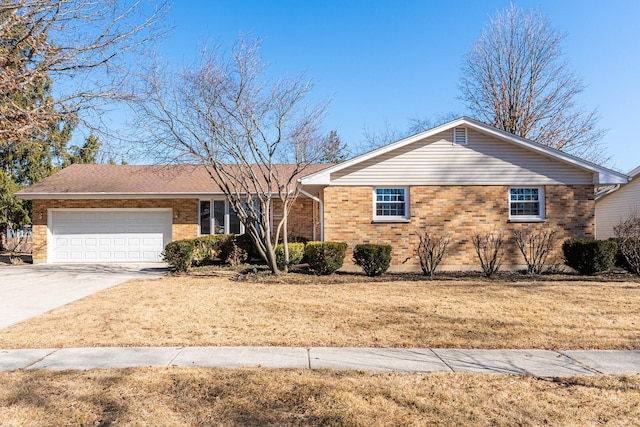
0, 263, 167, 329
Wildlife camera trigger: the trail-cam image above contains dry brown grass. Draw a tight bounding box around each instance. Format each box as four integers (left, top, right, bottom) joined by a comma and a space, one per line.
0, 273, 638, 349
1, 368, 639, 426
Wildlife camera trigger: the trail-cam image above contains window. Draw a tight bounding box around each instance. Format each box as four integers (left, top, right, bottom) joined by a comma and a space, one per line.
374, 188, 409, 221
199, 199, 243, 235
509, 187, 545, 221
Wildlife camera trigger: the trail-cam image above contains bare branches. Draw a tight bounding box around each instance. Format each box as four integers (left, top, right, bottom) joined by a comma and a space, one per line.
613, 211, 640, 275
131, 36, 329, 274
472, 231, 504, 278
513, 229, 557, 274
417, 231, 450, 278
459, 3, 607, 163
0, 0, 169, 141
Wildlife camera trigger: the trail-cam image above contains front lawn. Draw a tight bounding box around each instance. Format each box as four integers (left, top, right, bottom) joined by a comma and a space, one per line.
0, 273, 638, 349
1, 368, 639, 426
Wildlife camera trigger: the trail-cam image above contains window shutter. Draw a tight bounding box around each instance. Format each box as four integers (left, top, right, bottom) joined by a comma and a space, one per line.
453, 127, 467, 145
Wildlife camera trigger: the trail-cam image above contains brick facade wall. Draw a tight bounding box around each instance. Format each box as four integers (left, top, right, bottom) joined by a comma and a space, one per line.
30, 196, 317, 262
323, 185, 594, 272
272, 197, 317, 241
31, 199, 199, 262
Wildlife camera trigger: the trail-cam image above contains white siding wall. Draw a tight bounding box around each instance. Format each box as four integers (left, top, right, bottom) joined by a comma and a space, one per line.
596, 180, 640, 239
331, 128, 593, 185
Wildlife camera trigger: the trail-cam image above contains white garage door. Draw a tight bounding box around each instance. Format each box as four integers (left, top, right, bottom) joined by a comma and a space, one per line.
50, 210, 172, 263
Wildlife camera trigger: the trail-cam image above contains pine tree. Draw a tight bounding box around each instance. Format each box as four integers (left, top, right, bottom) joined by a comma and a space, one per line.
0, 13, 75, 250
320, 131, 349, 163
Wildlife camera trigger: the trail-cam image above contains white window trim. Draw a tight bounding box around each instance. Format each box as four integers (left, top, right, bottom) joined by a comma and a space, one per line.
453, 127, 467, 145
508, 187, 546, 222
373, 187, 410, 222
199, 198, 246, 235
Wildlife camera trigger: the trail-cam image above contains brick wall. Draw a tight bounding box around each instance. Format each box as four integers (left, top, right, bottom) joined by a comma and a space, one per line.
31, 199, 199, 262
323, 185, 594, 271
272, 197, 317, 241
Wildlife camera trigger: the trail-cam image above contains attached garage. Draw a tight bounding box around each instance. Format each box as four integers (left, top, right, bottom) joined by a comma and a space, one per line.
49, 209, 172, 263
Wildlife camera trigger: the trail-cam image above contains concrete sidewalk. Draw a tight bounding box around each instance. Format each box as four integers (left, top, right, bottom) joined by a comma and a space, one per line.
1, 347, 639, 377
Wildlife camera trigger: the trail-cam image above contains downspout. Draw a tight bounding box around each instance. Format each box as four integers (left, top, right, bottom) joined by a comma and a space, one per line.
299, 189, 324, 241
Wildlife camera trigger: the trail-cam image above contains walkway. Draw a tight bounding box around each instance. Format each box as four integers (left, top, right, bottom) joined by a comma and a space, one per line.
1, 347, 639, 377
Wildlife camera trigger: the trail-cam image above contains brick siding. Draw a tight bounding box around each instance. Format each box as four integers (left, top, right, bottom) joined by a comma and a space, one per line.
323, 185, 594, 272
272, 197, 317, 241
31, 196, 317, 262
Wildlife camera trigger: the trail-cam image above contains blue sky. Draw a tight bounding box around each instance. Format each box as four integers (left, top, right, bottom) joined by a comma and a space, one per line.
149, 0, 640, 172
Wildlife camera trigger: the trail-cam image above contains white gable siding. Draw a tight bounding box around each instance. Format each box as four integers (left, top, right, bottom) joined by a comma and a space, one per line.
331, 128, 593, 185
596, 180, 640, 239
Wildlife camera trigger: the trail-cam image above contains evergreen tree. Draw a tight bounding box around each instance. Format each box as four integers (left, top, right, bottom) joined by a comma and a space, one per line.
0, 14, 75, 249
320, 131, 349, 163
67, 134, 101, 165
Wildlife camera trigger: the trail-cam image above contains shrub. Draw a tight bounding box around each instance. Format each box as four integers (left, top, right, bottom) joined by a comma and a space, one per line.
513, 229, 557, 274
220, 234, 260, 265
472, 231, 504, 278
163, 234, 234, 272
192, 234, 233, 265
163, 239, 196, 272
417, 231, 450, 278
562, 238, 617, 275
613, 212, 640, 275
305, 241, 347, 275
275, 242, 306, 270
353, 243, 392, 276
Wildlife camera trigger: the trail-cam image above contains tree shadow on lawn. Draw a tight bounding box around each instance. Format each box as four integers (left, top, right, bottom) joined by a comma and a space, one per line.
2, 370, 128, 426
547, 375, 640, 392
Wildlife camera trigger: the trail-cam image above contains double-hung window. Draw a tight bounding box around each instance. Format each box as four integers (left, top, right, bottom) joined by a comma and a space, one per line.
374, 188, 409, 221
509, 187, 545, 221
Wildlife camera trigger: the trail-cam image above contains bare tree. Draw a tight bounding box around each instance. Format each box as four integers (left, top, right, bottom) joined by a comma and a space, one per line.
459, 3, 607, 163
359, 112, 459, 154
132, 36, 329, 274
0, 0, 169, 142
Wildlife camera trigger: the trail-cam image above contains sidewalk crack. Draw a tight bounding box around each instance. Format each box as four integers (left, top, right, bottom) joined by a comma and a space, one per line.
23, 349, 58, 370
168, 347, 185, 366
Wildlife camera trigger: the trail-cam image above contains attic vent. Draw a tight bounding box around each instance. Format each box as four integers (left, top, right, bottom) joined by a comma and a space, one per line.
453, 127, 467, 145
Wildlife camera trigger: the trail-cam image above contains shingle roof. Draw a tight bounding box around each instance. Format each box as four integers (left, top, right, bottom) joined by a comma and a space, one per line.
16, 163, 331, 197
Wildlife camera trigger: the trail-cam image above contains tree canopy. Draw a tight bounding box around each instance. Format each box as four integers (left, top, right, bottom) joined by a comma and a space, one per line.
132, 36, 330, 274
458, 4, 606, 163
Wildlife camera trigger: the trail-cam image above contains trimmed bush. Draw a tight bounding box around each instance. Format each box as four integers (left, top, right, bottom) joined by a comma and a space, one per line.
163, 239, 196, 272
192, 234, 233, 265
353, 243, 392, 276
305, 241, 347, 275
562, 238, 617, 275
163, 234, 233, 272
275, 242, 305, 270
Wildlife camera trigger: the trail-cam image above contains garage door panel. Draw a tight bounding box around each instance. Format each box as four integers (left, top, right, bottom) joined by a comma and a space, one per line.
51, 210, 171, 263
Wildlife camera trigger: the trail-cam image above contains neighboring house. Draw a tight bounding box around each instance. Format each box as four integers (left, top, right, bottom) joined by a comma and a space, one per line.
17, 117, 628, 270
595, 166, 640, 239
